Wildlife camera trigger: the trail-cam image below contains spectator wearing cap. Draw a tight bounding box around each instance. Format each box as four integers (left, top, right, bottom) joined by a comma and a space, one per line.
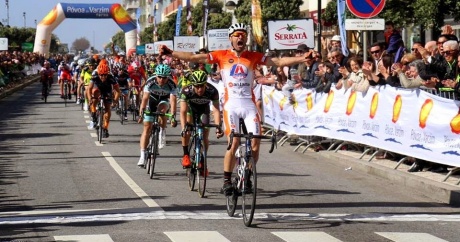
331, 35, 341, 49
291, 44, 319, 89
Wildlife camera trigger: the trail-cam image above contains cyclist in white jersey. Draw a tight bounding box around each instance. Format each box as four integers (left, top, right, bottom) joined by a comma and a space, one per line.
159, 23, 313, 194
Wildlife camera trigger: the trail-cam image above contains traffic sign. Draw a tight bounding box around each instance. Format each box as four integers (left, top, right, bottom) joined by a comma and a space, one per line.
346, 0, 385, 19
345, 19, 385, 30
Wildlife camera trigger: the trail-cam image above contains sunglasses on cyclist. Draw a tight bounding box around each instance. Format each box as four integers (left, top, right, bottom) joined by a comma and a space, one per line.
157, 76, 168, 79
231, 32, 247, 38
193, 84, 206, 88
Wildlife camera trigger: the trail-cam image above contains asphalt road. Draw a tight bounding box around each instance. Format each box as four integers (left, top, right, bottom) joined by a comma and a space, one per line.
1, 81, 459, 242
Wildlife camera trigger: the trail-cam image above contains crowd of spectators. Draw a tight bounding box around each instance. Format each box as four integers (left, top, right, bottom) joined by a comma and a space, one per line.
252, 23, 460, 173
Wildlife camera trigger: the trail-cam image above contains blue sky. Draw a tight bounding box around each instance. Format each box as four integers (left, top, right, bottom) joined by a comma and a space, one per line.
0, 0, 122, 51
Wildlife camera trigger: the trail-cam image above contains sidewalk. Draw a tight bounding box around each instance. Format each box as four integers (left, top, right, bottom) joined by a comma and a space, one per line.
0, 74, 40, 100
311, 147, 460, 206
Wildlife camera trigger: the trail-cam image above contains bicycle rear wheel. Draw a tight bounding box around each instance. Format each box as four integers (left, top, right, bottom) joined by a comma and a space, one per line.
119, 98, 125, 125
146, 131, 154, 173
64, 83, 68, 107
42, 83, 48, 103
149, 127, 159, 179
242, 157, 257, 227
197, 141, 207, 198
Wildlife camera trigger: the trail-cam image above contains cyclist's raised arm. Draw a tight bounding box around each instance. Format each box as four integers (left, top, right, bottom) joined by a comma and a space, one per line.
159, 45, 208, 64
265, 49, 314, 67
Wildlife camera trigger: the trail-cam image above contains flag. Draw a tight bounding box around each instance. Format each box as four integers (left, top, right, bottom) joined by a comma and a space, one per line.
152, 0, 159, 41
251, 0, 263, 46
136, 8, 141, 45
175, 5, 183, 36
186, 0, 193, 35
337, 0, 349, 57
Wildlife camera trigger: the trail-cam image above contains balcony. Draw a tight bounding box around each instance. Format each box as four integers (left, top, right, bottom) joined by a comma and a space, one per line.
123, 0, 140, 10
164, 0, 182, 16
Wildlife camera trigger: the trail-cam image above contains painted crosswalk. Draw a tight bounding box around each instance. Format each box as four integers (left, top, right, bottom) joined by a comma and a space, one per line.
53, 231, 451, 242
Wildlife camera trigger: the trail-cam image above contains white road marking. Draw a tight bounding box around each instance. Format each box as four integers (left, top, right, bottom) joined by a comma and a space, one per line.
84, 115, 89, 118
164, 231, 230, 242
90, 133, 97, 138
83, 111, 88, 114
273, 232, 342, 242
55, 234, 113, 242
85, 120, 91, 123
102, 152, 162, 209
95, 141, 103, 146
376, 232, 449, 242
1, 211, 460, 225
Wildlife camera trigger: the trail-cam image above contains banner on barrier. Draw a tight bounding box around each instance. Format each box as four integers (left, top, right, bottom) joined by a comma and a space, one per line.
262, 86, 460, 167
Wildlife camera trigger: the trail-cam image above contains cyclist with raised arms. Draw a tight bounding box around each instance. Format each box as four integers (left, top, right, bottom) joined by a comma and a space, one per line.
180, 70, 223, 169
137, 64, 178, 167
159, 23, 313, 194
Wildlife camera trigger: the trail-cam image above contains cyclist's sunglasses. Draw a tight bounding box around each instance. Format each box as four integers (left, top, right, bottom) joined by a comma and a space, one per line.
193, 84, 206, 88
157, 76, 168, 79
231, 32, 247, 38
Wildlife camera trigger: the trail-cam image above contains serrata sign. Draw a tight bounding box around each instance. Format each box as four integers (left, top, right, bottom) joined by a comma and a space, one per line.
346, 0, 385, 19
267, 19, 314, 50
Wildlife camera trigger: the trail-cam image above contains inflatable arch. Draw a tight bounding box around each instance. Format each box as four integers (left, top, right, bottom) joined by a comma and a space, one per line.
34, 3, 137, 56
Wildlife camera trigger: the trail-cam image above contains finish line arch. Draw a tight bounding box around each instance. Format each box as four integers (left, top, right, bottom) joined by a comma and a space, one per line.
34, 3, 137, 55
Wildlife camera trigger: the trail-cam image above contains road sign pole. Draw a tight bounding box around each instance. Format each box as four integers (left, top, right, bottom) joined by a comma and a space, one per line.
363, 31, 367, 61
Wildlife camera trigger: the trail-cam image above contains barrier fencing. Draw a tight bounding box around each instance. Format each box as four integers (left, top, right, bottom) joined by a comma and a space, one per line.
259, 84, 460, 185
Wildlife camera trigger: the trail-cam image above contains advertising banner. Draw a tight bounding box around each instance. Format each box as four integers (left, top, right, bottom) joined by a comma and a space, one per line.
145, 43, 155, 54
207, 29, 231, 51
0, 38, 8, 51
136, 45, 145, 55
21, 43, 34, 52
267, 19, 315, 50
153, 40, 173, 54
173, 36, 200, 52
60, 3, 112, 19
262, 86, 460, 167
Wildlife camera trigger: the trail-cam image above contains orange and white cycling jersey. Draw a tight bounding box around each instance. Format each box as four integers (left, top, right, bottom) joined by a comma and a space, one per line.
208, 50, 266, 101
208, 50, 266, 135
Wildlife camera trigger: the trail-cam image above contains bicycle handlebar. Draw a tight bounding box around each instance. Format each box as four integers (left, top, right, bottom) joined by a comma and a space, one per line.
226, 130, 277, 153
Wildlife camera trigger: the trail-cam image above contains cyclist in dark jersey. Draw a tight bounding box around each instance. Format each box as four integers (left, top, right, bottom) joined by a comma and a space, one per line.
137, 64, 178, 167
179, 70, 223, 168
114, 67, 131, 120
87, 60, 121, 138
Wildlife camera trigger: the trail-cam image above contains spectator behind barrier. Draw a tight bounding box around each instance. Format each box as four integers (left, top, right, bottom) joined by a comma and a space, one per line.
335, 57, 370, 92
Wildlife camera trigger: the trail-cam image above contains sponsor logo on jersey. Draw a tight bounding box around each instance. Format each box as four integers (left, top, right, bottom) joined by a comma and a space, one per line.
229, 59, 234, 63
151, 90, 169, 96
190, 98, 211, 104
229, 64, 248, 79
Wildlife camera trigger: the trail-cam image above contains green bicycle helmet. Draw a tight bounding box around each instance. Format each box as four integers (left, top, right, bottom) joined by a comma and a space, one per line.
190, 70, 208, 85
155, 64, 171, 77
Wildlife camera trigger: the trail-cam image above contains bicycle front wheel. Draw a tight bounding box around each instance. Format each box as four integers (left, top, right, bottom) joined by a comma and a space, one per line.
197, 141, 207, 198
149, 127, 159, 179
242, 157, 257, 227
64, 83, 68, 107
226, 182, 238, 217
119, 98, 125, 125
187, 136, 196, 191
97, 105, 103, 144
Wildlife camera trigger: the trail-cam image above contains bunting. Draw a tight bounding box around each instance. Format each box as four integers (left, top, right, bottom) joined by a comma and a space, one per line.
175, 5, 183, 36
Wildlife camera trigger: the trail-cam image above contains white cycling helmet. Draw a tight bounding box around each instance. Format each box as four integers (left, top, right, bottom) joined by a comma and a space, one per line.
77, 58, 86, 66
228, 23, 247, 36
73, 56, 79, 61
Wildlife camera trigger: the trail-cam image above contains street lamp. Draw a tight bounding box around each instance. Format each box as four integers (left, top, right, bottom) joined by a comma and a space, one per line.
23, 12, 26, 28
34, 19, 37, 26
225, 0, 237, 24
5, 0, 9, 26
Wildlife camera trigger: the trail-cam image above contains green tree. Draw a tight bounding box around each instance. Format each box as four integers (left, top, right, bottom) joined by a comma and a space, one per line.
0, 26, 58, 52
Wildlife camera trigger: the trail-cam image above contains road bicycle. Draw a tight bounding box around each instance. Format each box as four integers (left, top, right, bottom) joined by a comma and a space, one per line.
183, 114, 221, 198
226, 118, 276, 227
130, 87, 139, 121
63, 79, 72, 107
144, 111, 174, 179
116, 89, 128, 125
95, 95, 109, 144
79, 85, 86, 110
41, 75, 52, 103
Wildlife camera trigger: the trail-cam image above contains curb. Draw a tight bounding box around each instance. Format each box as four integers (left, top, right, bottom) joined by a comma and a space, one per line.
317, 150, 460, 206
0, 75, 41, 100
